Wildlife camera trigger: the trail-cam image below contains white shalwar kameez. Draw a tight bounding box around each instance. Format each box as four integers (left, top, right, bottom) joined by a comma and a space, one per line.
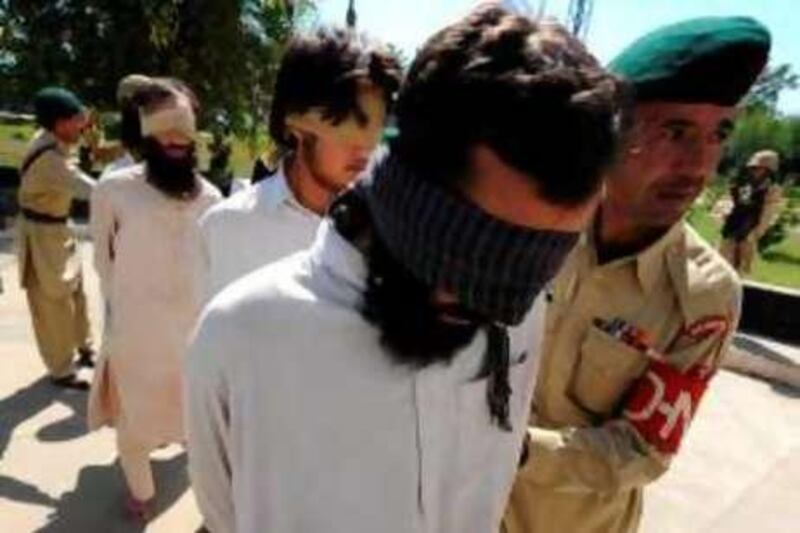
186, 220, 545, 533
88, 166, 220, 499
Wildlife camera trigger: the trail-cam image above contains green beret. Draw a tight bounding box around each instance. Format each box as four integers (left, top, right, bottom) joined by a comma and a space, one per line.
609, 17, 771, 106
34, 87, 85, 129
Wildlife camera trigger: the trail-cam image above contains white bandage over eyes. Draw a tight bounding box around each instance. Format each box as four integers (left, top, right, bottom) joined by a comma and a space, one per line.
140, 93, 196, 138
285, 83, 386, 148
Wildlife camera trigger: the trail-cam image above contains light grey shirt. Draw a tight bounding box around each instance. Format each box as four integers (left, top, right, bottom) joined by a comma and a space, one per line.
186, 220, 545, 533
196, 168, 320, 302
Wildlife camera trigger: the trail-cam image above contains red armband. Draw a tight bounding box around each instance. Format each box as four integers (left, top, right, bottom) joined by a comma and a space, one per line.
623, 361, 713, 454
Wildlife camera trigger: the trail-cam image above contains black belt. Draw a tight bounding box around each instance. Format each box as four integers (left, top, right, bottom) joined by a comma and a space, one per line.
21, 208, 68, 224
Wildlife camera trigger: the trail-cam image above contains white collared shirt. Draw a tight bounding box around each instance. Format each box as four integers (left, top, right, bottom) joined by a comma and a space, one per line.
185, 220, 545, 533
196, 167, 320, 301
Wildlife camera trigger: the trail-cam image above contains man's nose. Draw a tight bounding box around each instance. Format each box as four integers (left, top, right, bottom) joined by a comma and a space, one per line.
674, 137, 718, 180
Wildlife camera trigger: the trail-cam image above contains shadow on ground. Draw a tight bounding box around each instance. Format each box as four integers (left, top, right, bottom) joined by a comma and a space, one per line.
34, 453, 189, 533
0, 474, 60, 508
0, 377, 90, 511
0, 377, 88, 459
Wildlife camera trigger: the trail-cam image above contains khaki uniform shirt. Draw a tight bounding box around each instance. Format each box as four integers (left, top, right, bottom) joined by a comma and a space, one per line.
16, 130, 95, 293
504, 221, 741, 533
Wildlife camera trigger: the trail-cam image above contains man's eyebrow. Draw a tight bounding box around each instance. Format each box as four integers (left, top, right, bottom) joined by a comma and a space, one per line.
659, 118, 694, 129
718, 118, 735, 133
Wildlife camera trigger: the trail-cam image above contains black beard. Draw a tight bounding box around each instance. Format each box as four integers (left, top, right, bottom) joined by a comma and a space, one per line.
362, 236, 480, 368
142, 138, 198, 198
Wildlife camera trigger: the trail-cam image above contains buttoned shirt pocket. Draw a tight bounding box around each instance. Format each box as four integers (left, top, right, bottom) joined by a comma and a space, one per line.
569, 325, 649, 417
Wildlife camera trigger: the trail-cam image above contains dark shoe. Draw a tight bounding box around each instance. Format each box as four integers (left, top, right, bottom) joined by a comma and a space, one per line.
51, 374, 90, 391
125, 495, 153, 523
77, 347, 96, 368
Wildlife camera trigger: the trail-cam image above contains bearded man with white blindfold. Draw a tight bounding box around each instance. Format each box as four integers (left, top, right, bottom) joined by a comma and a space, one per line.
87, 78, 221, 522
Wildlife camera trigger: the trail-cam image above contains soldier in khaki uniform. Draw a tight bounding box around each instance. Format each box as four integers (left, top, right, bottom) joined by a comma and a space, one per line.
720, 150, 784, 274
504, 17, 771, 533
17, 87, 97, 390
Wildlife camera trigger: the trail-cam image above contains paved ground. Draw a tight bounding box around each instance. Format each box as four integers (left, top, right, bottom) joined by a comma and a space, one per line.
1, 238, 798, 532
1, 242, 202, 532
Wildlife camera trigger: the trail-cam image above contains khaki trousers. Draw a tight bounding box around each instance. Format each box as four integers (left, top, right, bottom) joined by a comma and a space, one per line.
24, 277, 92, 378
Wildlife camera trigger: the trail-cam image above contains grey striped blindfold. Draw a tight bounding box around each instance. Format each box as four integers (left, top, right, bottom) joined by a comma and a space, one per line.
364, 153, 579, 326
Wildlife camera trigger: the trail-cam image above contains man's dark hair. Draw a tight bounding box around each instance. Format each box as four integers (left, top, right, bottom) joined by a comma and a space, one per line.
119, 105, 142, 152
268, 26, 403, 154
133, 78, 199, 116
392, 6, 623, 205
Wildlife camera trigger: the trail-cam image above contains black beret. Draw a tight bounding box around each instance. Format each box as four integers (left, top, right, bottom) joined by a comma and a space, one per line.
34, 87, 84, 129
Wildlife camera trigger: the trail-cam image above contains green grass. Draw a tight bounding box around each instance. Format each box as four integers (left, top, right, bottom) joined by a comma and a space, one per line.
687, 205, 800, 289
1, 121, 261, 177
0, 122, 35, 167
749, 235, 800, 287
229, 135, 271, 177
687, 207, 721, 247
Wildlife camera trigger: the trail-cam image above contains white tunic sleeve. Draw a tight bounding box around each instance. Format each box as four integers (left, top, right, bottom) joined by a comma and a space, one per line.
193, 216, 213, 309
185, 315, 236, 533
67, 158, 96, 200
89, 183, 115, 298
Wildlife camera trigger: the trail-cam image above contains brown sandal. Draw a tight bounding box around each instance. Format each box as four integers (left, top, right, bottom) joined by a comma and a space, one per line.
125, 495, 153, 523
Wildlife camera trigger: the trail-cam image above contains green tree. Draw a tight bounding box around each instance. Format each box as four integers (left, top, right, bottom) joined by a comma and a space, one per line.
743, 63, 799, 113
723, 107, 794, 175
723, 64, 800, 178
0, 0, 316, 135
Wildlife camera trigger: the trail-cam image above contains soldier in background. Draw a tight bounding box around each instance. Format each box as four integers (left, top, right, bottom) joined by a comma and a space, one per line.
97, 74, 154, 180
16, 87, 96, 390
720, 149, 784, 274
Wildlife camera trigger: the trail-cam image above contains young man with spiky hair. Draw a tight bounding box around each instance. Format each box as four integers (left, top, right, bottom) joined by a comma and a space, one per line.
196, 26, 402, 300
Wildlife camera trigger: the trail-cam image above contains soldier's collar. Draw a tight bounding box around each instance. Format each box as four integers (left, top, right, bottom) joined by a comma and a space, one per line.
635, 222, 684, 293
585, 217, 684, 293
39, 130, 69, 155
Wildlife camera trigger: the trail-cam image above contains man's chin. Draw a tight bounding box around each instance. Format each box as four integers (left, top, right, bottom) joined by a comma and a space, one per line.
646, 208, 685, 230
318, 172, 359, 193
650, 196, 696, 221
